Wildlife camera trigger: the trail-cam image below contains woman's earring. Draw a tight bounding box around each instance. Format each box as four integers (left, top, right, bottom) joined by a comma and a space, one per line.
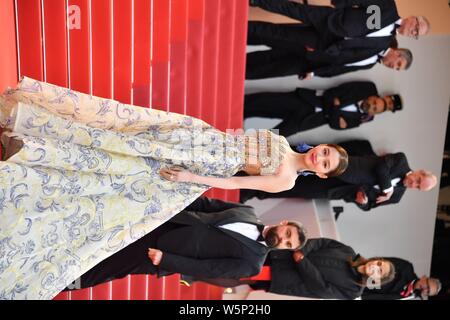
296, 143, 314, 153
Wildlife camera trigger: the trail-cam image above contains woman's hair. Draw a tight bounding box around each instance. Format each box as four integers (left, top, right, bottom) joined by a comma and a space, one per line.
350, 256, 396, 288
325, 144, 349, 177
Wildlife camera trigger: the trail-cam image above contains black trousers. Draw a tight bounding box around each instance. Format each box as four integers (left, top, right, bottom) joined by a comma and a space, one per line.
244, 90, 327, 137
251, 0, 333, 31
248, 22, 323, 51
64, 222, 181, 290
246, 48, 310, 79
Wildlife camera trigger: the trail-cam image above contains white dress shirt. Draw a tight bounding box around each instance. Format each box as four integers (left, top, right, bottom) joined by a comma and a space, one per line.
373, 177, 402, 194
344, 22, 399, 68
366, 19, 402, 38
315, 100, 364, 113
219, 222, 267, 246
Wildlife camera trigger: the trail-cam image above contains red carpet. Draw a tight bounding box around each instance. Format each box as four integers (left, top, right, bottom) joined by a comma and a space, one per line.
0, 0, 248, 300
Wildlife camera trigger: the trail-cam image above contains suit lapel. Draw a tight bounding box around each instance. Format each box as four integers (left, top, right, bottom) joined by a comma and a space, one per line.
170, 206, 256, 226
169, 207, 268, 256
392, 186, 407, 203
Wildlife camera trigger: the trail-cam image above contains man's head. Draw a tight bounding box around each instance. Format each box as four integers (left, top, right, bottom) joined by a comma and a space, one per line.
361, 96, 386, 116
403, 170, 437, 191
382, 48, 413, 71
398, 16, 431, 39
414, 276, 442, 298
264, 220, 307, 250
362, 95, 402, 115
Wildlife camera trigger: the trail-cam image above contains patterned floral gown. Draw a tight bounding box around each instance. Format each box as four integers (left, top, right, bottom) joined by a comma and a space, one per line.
0, 77, 289, 300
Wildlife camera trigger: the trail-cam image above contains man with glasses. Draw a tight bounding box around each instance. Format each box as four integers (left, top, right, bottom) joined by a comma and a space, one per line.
246, 0, 429, 79
361, 257, 442, 299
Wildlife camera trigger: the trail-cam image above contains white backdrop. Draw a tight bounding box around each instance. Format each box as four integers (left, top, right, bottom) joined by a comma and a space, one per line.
245, 36, 450, 277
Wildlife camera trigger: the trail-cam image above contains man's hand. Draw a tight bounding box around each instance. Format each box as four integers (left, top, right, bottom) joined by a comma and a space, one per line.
376, 191, 393, 204
339, 117, 347, 129
148, 248, 163, 265
293, 250, 304, 263
333, 97, 340, 107
299, 72, 313, 81
355, 190, 368, 205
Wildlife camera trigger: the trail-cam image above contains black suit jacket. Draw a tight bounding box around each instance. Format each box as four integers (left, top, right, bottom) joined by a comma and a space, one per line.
337, 139, 376, 157
338, 152, 411, 191
328, 0, 400, 37
291, 82, 377, 131
306, 1, 398, 78
252, 0, 400, 38
328, 182, 406, 211
322, 81, 378, 129
307, 41, 392, 78
268, 238, 364, 299
250, 0, 398, 78
312, 62, 376, 78
362, 257, 418, 300
160, 199, 269, 279
68, 197, 269, 289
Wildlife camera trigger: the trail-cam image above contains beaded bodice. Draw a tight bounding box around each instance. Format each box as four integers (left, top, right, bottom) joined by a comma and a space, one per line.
241, 129, 290, 176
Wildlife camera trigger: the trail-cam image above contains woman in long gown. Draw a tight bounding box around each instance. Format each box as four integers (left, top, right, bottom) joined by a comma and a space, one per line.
0, 77, 348, 299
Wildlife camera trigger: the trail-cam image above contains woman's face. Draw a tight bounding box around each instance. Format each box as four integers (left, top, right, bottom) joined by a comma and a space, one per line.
364, 260, 391, 282
304, 145, 340, 178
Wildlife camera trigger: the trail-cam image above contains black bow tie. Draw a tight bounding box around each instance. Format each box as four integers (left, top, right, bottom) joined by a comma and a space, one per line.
377, 50, 388, 63
391, 23, 400, 35
256, 224, 265, 242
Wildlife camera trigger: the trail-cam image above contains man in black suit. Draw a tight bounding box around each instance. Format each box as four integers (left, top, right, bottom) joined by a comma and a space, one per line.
362, 257, 442, 299
241, 142, 437, 212
246, 0, 424, 79
244, 81, 403, 137
65, 197, 307, 290
338, 152, 437, 210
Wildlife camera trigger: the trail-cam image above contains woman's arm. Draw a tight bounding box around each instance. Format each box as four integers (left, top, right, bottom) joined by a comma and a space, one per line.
160, 167, 294, 193
191, 174, 294, 193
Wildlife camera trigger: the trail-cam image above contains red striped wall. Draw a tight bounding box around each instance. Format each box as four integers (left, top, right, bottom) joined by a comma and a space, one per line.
0, 0, 18, 93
